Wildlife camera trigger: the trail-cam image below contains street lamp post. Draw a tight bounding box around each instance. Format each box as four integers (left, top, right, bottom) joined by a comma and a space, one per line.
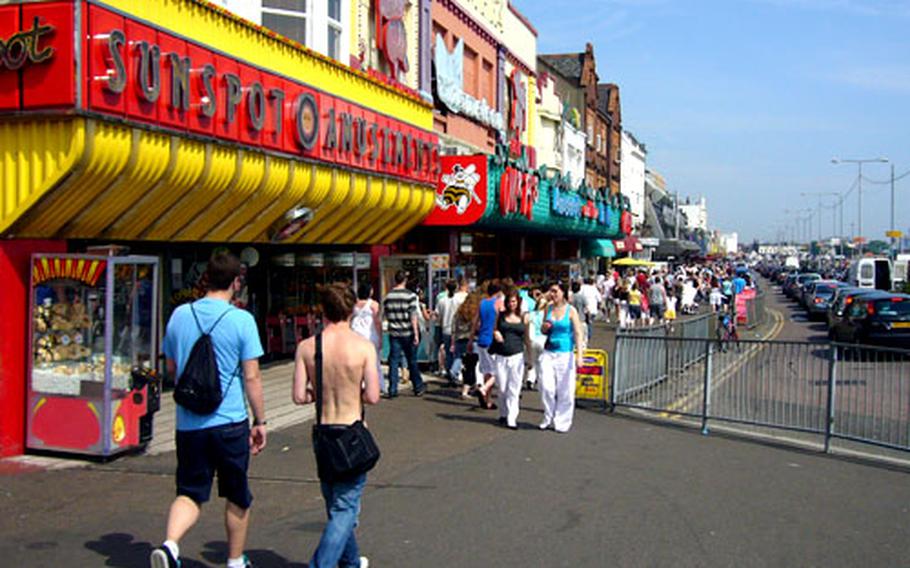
832, 157, 889, 255
801, 191, 840, 243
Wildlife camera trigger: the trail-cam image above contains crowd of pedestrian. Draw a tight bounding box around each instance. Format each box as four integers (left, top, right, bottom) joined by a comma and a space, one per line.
152, 251, 757, 568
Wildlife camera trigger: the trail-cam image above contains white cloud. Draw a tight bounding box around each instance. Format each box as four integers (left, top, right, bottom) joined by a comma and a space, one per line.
826, 65, 910, 94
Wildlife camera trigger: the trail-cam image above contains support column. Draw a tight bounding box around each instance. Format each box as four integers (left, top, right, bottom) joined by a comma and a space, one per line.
0, 240, 67, 457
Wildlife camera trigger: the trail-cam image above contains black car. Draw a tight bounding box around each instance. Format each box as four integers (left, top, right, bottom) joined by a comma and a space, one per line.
805, 280, 847, 320
827, 288, 888, 332
830, 293, 910, 348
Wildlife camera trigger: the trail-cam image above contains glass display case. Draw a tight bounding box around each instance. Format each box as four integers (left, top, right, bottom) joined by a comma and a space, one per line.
27, 254, 160, 457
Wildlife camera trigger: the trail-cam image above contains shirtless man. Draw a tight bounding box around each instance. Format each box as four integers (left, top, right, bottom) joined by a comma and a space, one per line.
293, 283, 380, 568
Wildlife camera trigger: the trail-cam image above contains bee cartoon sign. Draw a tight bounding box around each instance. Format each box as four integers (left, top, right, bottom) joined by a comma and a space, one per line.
422, 155, 488, 226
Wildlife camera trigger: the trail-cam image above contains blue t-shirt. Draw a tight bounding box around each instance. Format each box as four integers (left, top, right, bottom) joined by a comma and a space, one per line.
164, 298, 264, 431
477, 297, 497, 348
733, 277, 746, 295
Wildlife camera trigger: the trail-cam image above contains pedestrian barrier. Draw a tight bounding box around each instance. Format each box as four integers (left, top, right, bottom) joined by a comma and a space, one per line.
611, 335, 910, 455
612, 313, 714, 399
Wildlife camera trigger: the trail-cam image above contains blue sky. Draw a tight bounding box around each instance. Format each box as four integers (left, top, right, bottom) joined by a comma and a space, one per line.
515, 0, 910, 243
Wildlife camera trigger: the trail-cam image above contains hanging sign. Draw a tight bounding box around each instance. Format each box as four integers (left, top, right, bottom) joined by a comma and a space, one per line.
375, 0, 409, 82
422, 155, 488, 226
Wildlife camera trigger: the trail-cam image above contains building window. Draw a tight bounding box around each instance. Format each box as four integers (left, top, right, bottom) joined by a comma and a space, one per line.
326, 0, 342, 59
262, 0, 309, 45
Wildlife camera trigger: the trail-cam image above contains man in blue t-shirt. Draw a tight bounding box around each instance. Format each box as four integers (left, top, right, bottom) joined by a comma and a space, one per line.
151, 252, 266, 568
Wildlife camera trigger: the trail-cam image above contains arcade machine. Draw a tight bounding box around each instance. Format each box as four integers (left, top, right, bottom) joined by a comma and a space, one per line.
27, 254, 161, 458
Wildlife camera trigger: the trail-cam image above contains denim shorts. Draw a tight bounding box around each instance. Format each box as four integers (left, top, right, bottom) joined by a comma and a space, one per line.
175, 421, 252, 508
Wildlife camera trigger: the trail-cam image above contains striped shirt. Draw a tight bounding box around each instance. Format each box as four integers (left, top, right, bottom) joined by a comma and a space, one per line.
383, 287, 419, 337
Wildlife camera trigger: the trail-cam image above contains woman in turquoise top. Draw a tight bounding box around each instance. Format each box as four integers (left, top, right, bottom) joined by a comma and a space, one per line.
539, 281, 585, 433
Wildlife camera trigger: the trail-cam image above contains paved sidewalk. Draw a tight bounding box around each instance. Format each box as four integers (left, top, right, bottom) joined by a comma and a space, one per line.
3, 375, 910, 567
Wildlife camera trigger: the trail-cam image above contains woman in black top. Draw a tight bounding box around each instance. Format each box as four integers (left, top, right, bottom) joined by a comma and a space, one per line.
492, 289, 529, 429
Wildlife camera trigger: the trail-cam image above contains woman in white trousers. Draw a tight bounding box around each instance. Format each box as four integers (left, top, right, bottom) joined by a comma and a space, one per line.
493, 290, 529, 429
538, 281, 585, 433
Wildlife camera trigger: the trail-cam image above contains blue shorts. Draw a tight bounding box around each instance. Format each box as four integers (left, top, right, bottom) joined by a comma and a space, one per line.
176, 421, 252, 508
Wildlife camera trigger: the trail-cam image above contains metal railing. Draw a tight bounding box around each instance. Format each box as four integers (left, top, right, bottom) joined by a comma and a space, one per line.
612, 313, 714, 399
611, 335, 910, 454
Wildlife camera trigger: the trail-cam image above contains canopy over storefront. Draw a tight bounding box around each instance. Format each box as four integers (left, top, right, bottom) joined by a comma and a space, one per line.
582, 238, 616, 258
0, 0, 439, 245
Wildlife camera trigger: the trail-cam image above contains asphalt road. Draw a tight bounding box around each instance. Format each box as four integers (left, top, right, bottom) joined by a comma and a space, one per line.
3, 288, 910, 567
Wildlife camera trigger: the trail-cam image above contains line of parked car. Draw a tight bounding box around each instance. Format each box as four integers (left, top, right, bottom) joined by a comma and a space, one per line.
760, 264, 910, 349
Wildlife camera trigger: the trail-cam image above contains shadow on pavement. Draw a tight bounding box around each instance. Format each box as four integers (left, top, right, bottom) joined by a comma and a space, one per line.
84, 533, 308, 567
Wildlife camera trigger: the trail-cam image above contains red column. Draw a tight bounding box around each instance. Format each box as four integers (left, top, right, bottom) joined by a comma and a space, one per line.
0, 240, 66, 457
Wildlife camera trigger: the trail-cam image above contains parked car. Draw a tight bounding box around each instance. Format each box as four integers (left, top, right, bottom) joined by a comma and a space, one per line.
805, 280, 847, 320
846, 257, 893, 291
830, 293, 910, 348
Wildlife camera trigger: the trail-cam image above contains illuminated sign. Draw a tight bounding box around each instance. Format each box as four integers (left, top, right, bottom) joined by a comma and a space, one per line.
88, 8, 439, 186
0, 16, 54, 71
434, 34, 504, 133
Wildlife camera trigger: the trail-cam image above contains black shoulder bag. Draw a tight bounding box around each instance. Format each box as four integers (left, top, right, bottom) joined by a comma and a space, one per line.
311, 333, 381, 482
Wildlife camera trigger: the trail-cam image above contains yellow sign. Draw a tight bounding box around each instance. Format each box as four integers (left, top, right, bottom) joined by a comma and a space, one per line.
576, 349, 609, 401
886, 230, 903, 238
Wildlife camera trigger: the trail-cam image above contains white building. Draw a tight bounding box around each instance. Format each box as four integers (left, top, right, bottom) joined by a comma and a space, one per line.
621, 130, 646, 231
536, 73, 585, 188
213, 0, 351, 63
720, 232, 739, 255
679, 196, 708, 232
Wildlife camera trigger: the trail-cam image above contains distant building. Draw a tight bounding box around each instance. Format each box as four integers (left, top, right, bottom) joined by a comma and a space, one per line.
620, 130, 646, 231
721, 232, 739, 255
679, 197, 708, 232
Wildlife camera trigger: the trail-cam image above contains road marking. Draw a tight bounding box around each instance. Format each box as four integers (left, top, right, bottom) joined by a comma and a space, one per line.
661, 307, 785, 417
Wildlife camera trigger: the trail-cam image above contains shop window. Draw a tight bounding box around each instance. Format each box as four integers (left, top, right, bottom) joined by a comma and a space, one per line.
263, 0, 309, 44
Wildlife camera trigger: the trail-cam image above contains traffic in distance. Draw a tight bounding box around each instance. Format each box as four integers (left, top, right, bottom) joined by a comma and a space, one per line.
757, 254, 910, 349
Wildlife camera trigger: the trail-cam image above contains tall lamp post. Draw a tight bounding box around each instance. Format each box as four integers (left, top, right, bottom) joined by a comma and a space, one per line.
831, 157, 888, 255
801, 191, 840, 243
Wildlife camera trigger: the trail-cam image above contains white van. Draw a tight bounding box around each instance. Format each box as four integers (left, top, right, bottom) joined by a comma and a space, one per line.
894, 254, 910, 288
847, 257, 893, 291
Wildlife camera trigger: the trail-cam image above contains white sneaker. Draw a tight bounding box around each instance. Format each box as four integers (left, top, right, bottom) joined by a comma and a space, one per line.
539, 421, 552, 430
360, 557, 370, 568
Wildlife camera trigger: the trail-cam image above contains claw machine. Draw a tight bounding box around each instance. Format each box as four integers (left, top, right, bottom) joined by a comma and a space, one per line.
27, 254, 161, 458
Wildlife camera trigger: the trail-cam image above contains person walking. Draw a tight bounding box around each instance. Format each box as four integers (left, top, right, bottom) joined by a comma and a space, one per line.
292, 283, 381, 568
538, 281, 585, 433
471, 281, 501, 409
435, 280, 459, 385
151, 252, 267, 568
382, 270, 425, 398
525, 286, 548, 391
627, 282, 643, 327
452, 290, 481, 399
492, 289, 529, 429
351, 283, 384, 395
648, 277, 668, 324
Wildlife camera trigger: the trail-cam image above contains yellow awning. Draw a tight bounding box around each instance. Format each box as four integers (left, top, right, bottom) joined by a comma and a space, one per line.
0, 117, 435, 245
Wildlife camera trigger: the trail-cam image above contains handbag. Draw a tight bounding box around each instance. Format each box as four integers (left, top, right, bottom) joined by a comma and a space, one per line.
311, 333, 381, 482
